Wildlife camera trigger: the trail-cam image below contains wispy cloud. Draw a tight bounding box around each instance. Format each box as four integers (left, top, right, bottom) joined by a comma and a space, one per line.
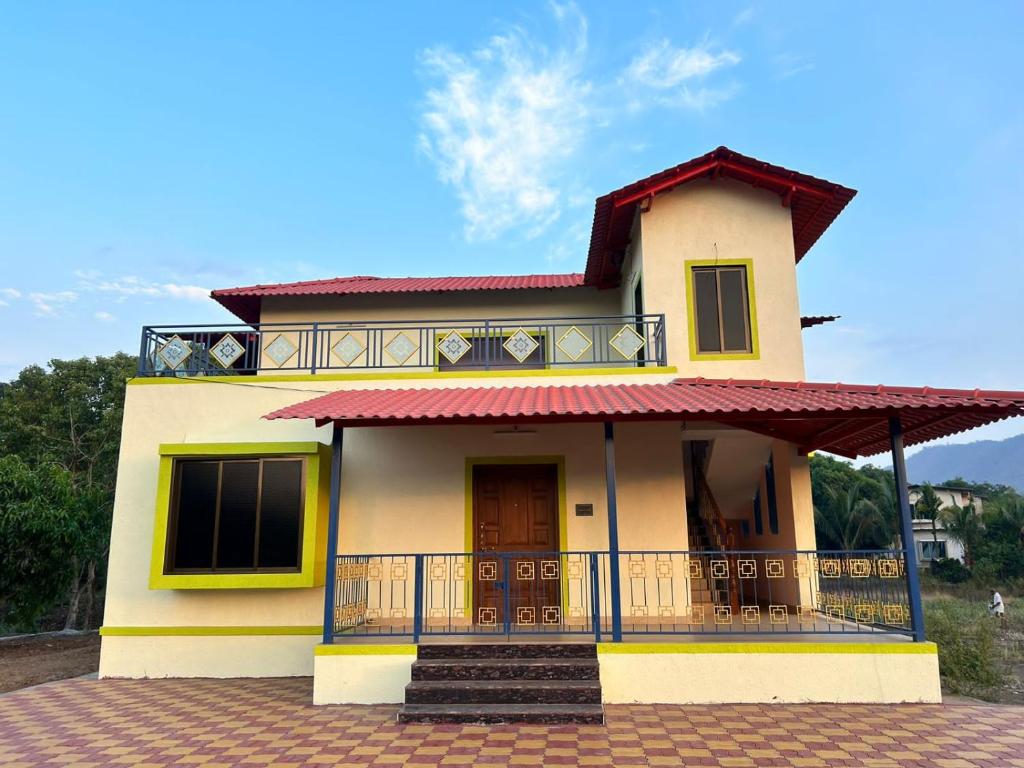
94, 310, 116, 323
733, 7, 755, 26
75, 272, 209, 302
417, 2, 591, 242
773, 53, 814, 80
29, 291, 78, 317
621, 39, 741, 112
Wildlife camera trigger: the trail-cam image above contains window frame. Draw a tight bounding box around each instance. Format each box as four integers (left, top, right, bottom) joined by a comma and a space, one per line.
684, 259, 760, 361
149, 442, 330, 590
164, 456, 307, 575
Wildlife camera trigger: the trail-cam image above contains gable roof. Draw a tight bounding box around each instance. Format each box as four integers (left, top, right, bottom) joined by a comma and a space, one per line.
585, 146, 857, 287
212, 273, 586, 324
264, 377, 1024, 458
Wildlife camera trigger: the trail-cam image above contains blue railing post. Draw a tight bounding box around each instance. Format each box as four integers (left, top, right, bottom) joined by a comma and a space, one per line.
321, 425, 344, 645
483, 320, 491, 370
412, 554, 425, 643
604, 422, 623, 642
501, 556, 512, 636
137, 327, 150, 376
310, 321, 319, 374
589, 552, 602, 642
890, 416, 927, 642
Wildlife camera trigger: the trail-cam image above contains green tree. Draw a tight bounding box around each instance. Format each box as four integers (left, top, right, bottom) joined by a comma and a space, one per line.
814, 479, 896, 550
0, 353, 135, 630
915, 483, 943, 557
941, 502, 981, 567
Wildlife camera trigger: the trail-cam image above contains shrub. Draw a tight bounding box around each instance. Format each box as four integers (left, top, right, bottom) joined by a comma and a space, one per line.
931, 558, 971, 584
925, 598, 1004, 698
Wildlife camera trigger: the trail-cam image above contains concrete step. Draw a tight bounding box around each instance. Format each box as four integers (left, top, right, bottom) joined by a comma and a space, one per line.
397, 703, 605, 724
411, 657, 600, 681
417, 643, 596, 660
404, 679, 601, 705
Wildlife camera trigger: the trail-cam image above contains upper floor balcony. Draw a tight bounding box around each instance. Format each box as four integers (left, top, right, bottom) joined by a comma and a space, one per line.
137, 314, 667, 377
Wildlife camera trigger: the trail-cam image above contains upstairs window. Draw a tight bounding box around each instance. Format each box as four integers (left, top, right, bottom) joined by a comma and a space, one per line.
690, 265, 753, 355
168, 457, 305, 573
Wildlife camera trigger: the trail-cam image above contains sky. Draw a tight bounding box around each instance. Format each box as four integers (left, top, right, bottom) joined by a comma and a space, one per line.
0, 2, 1021, 451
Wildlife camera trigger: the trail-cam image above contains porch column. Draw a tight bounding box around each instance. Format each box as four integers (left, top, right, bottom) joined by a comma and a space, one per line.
604, 421, 623, 642
889, 416, 926, 642
321, 424, 344, 645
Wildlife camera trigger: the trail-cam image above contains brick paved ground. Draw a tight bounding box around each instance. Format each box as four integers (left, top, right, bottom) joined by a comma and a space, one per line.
1, 677, 1023, 767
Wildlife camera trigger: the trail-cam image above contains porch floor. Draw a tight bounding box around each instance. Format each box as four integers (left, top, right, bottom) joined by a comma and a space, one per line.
3, 676, 1020, 767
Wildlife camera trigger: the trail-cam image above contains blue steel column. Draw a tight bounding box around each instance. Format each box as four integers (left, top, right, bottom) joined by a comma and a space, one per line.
889, 416, 926, 642
604, 422, 623, 642
321, 424, 344, 645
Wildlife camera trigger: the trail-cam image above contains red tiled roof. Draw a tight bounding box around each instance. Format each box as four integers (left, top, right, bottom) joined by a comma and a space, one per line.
800, 315, 840, 329
264, 377, 1024, 458
585, 146, 857, 286
212, 274, 587, 323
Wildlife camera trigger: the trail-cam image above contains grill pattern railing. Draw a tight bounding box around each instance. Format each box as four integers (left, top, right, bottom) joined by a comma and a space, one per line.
137, 314, 667, 376
330, 549, 912, 640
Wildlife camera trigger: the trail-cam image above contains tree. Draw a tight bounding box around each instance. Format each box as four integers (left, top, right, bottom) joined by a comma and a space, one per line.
941, 502, 981, 567
814, 479, 896, 550
0, 353, 135, 630
915, 483, 943, 558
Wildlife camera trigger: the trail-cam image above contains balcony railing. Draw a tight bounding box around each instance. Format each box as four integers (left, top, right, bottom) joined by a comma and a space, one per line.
137, 314, 667, 376
329, 549, 913, 641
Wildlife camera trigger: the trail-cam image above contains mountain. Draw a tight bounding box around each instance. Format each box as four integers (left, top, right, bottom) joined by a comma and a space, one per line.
906, 433, 1024, 492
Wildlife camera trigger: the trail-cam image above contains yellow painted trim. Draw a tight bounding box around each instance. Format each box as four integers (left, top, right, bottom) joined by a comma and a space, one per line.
684, 259, 760, 361
314, 644, 417, 656
148, 442, 331, 590
598, 641, 937, 655
127, 366, 677, 385
99, 625, 321, 636
463, 456, 569, 617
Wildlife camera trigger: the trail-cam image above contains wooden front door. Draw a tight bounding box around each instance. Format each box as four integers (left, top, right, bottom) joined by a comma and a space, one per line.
472, 464, 560, 629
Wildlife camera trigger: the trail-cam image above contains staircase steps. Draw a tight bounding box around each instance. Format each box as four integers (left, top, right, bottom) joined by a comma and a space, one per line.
398, 643, 603, 724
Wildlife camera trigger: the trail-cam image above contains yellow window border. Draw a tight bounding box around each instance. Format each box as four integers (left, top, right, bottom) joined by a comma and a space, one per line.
684, 258, 760, 361
149, 441, 331, 590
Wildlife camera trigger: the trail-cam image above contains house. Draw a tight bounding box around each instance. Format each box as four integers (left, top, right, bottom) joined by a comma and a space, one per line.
98, 147, 1024, 719
908, 484, 983, 564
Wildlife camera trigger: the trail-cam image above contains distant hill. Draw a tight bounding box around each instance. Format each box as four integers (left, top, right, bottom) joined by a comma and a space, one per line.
906, 433, 1024, 492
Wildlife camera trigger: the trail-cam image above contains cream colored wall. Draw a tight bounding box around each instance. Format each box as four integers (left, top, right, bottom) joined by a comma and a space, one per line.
101, 376, 688, 675
598, 644, 941, 704
638, 177, 806, 378
100, 635, 318, 678
313, 648, 416, 704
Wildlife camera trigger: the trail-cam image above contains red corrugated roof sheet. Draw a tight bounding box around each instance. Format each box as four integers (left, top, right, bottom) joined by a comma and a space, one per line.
264, 377, 1024, 458
585, 146, 857, 286
212, 274, 587, 323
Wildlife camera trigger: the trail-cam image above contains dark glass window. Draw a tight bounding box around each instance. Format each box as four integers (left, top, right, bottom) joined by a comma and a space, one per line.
765, 457, 779, 535
168, 457, 305, 573
691, 266, 752, 354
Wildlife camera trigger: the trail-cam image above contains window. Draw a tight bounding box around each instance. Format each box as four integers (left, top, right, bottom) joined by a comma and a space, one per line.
919, 540, 947, 561
689, 264, 754, 355
167, 457, 305, 573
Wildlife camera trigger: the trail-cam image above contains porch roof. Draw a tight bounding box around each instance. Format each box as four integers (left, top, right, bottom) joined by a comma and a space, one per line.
263, 377, 1024, 458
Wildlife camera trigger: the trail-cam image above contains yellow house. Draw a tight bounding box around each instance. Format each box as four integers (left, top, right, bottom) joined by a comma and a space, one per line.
99, 147, 1024, 721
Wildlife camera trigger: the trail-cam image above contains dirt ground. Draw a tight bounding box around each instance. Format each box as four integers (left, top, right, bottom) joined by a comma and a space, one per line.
0, 632, 100, 693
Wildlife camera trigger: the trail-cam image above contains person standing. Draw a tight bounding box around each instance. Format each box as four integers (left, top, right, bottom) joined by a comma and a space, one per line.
990, 589, 1007, 625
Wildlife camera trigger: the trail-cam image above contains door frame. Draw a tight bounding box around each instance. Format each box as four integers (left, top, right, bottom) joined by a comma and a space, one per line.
463, 456, 568, 626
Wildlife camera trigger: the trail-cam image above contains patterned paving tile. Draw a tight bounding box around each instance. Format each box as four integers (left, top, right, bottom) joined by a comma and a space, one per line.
1, 678, 1023, 767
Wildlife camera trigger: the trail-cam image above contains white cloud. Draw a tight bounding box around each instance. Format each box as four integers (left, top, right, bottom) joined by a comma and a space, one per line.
417, 2, 592, 242
0, 288, 21, 300
733, 7, 755, 25
29, 291, 78, 317
75, 272, 209, 302
621, 39, 741, 113
773, 53, 814, 79
94, 311, 116, 323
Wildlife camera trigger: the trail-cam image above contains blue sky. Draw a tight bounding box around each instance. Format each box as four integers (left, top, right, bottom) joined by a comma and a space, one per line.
1, 2, 1021, 448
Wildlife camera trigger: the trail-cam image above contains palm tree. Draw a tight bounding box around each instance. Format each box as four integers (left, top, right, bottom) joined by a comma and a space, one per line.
814, 480, 893, 550
998, 498, 1024, 546
940, 502, 980, 567
914, 483, 943, 557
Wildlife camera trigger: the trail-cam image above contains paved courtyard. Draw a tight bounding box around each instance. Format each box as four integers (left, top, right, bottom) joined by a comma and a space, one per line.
1, 677, 1023, 767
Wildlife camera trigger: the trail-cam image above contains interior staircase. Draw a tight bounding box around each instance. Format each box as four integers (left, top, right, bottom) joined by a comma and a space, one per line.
398, 643, 604, 724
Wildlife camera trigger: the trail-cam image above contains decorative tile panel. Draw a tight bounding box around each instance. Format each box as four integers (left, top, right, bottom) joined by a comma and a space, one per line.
741, 605, 760, 625
820, 558, 841, 578
878, 559, 900, 578
542, 606, 561, 625
608, 325, 646, 360
503, 328, 540, 363
567, 561, 583, 580
766, 559, 785, 578
714, 606, 733, 625
331, 333, 365, 366
655, 561, 673, 578
478, 561, 497, 581
478, 607, 496, 625
628, 560, 646, 578
436, 331, 472, 364
555, 326, 592, 361
687, 560, 702, 579
384, 333, 418, 365
209, 334, 244, 368
688, 605, 705, 624
710, 560, 729, 579
738, 559, 757, 579
769, 605, 788, 624
264, 334, 297, 367
516, 606, 536, 626
541, 560, 559, 580
850, 558, 872, 577
157, 336, 192, 370
515, 561, 535, 581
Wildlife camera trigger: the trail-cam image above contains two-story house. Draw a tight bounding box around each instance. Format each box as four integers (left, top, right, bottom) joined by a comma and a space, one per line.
908, 484, 983, 564
99, 147, 1024, 721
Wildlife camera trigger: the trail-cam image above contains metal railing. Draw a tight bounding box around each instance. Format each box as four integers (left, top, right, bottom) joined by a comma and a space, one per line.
329, 549, 913, 641
137, 314, 667, 376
